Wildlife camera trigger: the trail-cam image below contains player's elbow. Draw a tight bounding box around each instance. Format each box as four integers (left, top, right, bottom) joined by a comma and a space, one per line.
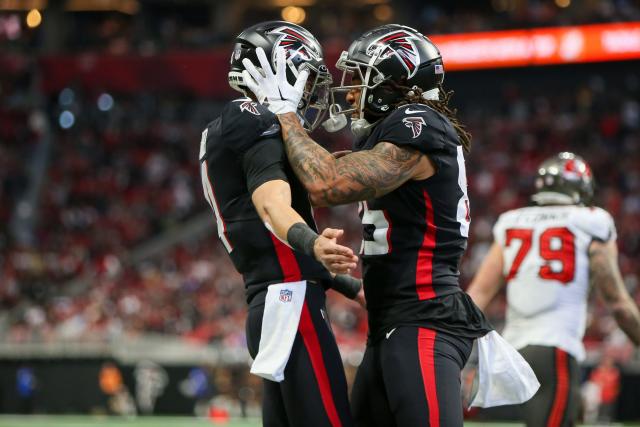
308, 191, 328, 207
607, 295, 632, 314
252, 180, 292, 223
261, 197, 284, 220
306, 185, 331, 207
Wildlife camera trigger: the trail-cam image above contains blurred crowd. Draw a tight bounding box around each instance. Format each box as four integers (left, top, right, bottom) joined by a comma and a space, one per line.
1, 0, 640, 369
3, 0, 640, 55
2, 61, 640, 367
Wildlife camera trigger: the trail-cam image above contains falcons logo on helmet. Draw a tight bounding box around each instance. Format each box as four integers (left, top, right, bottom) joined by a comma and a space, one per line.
403, 117, 426, 138
272, 26, 321, 63
367, 30, 421, 78
239, 100, 260, 115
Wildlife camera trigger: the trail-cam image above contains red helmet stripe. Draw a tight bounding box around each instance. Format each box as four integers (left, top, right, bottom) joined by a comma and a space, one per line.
282, 27, 308, 42
381, 32, 405, 42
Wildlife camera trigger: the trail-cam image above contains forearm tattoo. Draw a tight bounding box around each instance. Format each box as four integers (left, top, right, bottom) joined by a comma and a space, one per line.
278, 113, 422, 205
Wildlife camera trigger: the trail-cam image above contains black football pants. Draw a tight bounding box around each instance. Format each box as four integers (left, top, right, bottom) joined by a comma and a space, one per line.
351, 326, 473, 427
246, 283, 353, 427
519, 345, 581, 427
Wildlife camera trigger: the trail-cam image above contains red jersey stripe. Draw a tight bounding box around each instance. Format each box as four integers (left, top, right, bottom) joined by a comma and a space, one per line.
418, 328, 440, 427
547, 348, 570, 427
298, 302, 343, 427
269, 234, 302, 282
416, 189, 437, 299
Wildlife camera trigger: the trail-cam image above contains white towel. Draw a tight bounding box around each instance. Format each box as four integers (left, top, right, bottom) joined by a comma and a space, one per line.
470, 330, 540, 408
250, 281, 307, 382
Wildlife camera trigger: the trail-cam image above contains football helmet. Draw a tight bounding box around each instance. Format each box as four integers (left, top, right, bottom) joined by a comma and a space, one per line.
228, 21, 331, 131
328, 24, 444, 138
532, 152, 595, 206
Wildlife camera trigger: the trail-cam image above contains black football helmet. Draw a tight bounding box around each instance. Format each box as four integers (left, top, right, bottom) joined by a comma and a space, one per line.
228, 21, 332, 131
532, 152, 595, 206
328, 24, 444, 138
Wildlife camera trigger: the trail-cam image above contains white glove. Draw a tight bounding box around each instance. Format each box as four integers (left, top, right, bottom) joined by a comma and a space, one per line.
242, 47, 309, 115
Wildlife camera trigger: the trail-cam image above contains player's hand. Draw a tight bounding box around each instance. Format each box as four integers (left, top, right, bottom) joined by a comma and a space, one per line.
242, 47, 308, 115
332, 150, 352, 158
314, 228, 358, 275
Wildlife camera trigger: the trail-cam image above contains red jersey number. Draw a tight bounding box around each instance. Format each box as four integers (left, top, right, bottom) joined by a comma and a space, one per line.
505, 227, 575, 284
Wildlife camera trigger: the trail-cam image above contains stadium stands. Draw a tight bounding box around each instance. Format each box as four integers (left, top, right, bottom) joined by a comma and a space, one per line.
1, 0, 639, 419
2, 61, 638, 366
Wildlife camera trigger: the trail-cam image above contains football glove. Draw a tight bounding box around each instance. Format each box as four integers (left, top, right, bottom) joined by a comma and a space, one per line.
242, 47, 309, 115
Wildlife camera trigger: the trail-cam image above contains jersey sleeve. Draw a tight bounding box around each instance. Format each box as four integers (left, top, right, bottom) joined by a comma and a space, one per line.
575, 207, 617, 243
243, 136, 289, 195
375, 105, 448, 157
222, 99, 280, 155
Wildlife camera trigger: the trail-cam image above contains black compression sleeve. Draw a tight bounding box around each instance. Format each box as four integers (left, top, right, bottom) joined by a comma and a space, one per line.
287, 222, 318, 258
331, 275, 362, 299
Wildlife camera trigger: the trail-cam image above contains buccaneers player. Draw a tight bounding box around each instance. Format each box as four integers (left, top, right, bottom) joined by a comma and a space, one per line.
468, 152, 640, 426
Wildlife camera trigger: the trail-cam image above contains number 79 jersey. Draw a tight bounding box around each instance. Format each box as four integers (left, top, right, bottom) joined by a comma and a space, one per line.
493, 205, 617, 361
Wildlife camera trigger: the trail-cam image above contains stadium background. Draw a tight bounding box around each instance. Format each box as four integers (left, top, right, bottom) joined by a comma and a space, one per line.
1, 0, 640, 425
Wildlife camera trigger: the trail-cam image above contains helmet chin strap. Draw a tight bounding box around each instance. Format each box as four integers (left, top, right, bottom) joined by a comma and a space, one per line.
322, 104, 348, 132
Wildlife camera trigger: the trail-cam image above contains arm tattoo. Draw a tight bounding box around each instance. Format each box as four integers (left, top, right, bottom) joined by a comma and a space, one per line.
278, 113, 423, 206
589, 243, 640, 346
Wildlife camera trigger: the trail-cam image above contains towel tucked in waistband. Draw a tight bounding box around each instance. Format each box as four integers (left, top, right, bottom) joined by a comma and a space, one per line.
250, 280, 307, 382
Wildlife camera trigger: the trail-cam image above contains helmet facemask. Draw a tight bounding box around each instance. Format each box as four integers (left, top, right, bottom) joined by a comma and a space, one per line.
297, 63, 332, 132
330, 51, 385, 118
328, 51, 389, 137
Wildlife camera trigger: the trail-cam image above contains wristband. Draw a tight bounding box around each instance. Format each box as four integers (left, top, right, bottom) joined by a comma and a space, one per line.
332, 275, 362, 299
287, 222, 318, 258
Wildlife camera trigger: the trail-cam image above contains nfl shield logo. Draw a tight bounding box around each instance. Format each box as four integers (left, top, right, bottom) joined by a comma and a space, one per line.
279, 289, 293, 302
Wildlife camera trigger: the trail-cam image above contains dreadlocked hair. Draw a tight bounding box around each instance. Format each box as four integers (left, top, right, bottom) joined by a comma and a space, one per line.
384, 79, 472, 153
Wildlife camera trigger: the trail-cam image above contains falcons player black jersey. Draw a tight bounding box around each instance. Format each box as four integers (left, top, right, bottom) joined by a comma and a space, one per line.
199, 98, 330, 303
355, 103, 490, 341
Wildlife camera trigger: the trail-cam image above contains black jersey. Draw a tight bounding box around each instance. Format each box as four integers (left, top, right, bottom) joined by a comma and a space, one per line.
199, 98, 330, 303
355, 104, 490, 341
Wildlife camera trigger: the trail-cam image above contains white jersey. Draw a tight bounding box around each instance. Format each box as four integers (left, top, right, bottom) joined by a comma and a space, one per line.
493, 205, 616, 361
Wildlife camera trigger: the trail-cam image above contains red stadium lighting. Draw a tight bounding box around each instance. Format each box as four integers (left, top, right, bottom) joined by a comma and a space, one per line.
429, 22, 640, 71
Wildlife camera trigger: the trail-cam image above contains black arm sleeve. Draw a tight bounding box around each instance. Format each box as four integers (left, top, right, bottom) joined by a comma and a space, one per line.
287, 222, 318, 257
331, 274, 362, 299
242, 136, 288, 195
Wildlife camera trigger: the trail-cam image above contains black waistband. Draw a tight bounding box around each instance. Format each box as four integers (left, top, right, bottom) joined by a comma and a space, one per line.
367, 291, 494, 344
